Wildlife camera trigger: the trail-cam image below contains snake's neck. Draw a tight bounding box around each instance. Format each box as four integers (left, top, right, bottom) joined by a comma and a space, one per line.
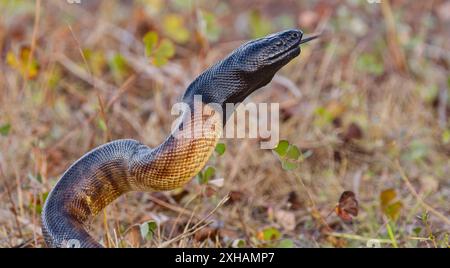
129, 99, 223, 191
182, 60, 254, 108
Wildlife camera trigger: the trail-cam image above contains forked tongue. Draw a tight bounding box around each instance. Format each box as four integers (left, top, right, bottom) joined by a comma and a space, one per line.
299, 33, 320, 44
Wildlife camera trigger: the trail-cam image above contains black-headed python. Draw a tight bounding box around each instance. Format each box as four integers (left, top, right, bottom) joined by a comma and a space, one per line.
42, 29, 318, 248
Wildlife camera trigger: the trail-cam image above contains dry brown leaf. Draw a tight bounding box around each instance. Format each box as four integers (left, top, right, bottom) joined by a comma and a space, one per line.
335, 191, 359, 222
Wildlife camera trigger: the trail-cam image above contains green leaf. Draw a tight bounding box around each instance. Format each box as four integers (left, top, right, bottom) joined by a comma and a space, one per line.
153, 55, 169, 67
380, 189, 403, 221
140, 221, 157, 241
286, 145, 300, 160
314, 106, 334, 126
163, 14, 190, 43
413, 227, 422, 236
203, 166, 215, 183
153, 39, 175, 67
356, 53, 384, 76
406, 140, 428, 161
281, 160, 298, 171
41, 191, 49, 203
277, 239, 294, 248
215, 143, 226, 156
29, 191, 49, 214
198, 166, 215, 184
109, 53, 128, 81
153, 55, 168, 67
7, 47, 40, 79
380, 188, 397, 207
442, 129, 450, 144
157, 39, 175, 58
82, 49, 105, 76
98, 118, 107, 132
199, 10, 221, 42
35, 173, 43, 183
143, 31, 159, 56
385, 201, 403, 221
273, 140, 289, 157
0, 123, 11, 136
231, 239, 246, 248
261, 227, 281, 241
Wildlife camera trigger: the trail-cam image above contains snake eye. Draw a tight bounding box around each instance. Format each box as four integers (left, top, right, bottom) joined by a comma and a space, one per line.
291, 32, 299, 38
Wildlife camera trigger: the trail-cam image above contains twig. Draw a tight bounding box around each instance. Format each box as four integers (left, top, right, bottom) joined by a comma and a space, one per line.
68, 23, 112, 142
438, 85, 448, 129
19, 0, 41, 92
147, 195, 198, 219
273, 74, 302, 98
395, 160, 450, 226
158, 195, 229, 248
55, 53, 116, 93
28, 0, 41, 67
328, 232, 392, 244
0, 167, 23, 238
381, 0, 408, 73
384, 217, 399, 248
295, 173, 332, 232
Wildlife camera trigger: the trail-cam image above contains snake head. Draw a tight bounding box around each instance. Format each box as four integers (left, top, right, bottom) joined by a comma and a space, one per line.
231, 29, 303, 91
183, 29, 310, 107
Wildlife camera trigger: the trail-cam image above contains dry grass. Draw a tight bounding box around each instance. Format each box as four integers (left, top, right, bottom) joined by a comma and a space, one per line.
0, 0, 449, 248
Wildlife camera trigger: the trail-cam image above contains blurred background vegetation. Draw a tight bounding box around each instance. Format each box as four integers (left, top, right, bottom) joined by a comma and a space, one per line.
0, 0, 449, 248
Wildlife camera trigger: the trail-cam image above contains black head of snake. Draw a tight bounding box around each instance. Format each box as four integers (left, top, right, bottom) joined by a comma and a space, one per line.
42, 29, 316, 248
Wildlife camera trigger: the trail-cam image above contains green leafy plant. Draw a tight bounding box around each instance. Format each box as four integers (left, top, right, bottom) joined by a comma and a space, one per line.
380, 188, 403, 221
442, 129, 450, 144
82, 49, 106, 76
277, 239, 295, 248
356, 53, 384, 76
162, 14, 190, 43
143, 31, 175, 67
109, 53, 129, 83
197, 166, 216, 185
272, 140, 310, 171
6, 47, 39, 80
199, 10, 221, 42
258, 226, 281, 241
257, 227, 294, 248
140, 221, 157, 241
0, 123, 11, 136
214, 143, 226, 156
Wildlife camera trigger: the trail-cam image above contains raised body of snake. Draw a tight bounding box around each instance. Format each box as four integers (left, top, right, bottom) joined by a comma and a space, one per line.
42, 29, 316, 248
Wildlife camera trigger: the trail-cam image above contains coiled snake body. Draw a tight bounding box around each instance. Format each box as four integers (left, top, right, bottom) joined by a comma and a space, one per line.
42, 29, 309, 247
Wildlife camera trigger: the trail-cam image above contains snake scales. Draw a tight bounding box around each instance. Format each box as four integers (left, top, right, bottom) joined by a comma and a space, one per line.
42, 29, 312, 248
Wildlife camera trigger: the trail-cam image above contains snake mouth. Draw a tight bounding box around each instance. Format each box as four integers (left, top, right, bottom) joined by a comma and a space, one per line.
265, 29, 303, 63
268, 32, 319, 64
268, 39, 301, 63
284, 44, 301, 59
